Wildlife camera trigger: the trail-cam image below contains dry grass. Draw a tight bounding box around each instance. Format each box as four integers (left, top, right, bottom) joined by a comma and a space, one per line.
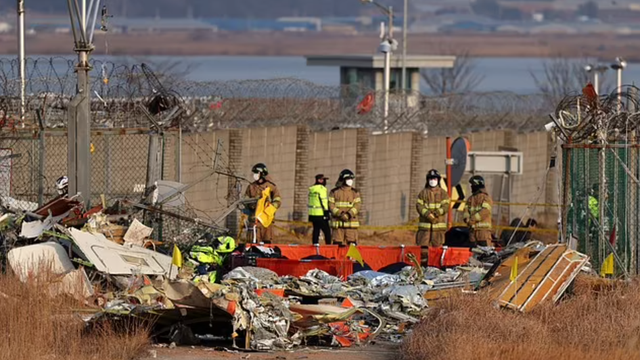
401, 277, 640, 360
0, 270, 150, 360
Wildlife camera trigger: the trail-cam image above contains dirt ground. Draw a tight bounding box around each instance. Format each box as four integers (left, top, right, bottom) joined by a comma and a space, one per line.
3, 32, 640, 60
144, 344, 398, 360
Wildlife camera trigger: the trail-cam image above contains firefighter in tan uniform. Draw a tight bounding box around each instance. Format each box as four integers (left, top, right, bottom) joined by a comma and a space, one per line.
415, 169, 451, 247
329, 169, 361, 245
244, 163, 281, 243
465, 175, 494, 247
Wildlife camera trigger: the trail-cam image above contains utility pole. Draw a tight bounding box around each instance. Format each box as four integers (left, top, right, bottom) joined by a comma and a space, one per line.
611, 57, 627, 113
67, 0, 101, 207
385, 5, 393, 129
401, 0, 407, 93
17, 0, 25, 121
361, 0, 396, 133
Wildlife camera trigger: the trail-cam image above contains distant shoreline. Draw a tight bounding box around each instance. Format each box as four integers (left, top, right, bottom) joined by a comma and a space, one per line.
0, 32, 637, 61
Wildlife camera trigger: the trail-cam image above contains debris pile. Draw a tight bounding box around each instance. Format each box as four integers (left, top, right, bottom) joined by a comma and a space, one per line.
0, 193, 598, 351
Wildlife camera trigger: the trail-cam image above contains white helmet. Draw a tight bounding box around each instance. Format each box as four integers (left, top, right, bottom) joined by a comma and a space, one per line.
56, 176, 68, 195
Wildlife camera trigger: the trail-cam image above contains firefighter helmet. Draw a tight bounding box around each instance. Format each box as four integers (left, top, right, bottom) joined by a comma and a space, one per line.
469, 175, 485, 188
339, 169, 355, 181
426, 169, 441, 181
56, 176, 69, 195
216, 236, 236, 254
251, 163, 269, 176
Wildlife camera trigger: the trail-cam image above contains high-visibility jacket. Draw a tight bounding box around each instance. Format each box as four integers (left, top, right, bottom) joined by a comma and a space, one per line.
416, 186, 450, 231
588, 196, 598, 220
329, 186, 361, 228
308, 184, 329, 217
189, 246, 223, 266
466, 190, 493, 230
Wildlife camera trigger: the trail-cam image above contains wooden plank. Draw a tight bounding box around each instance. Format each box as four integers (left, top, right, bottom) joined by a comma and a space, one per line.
522, 251, 588, 311
497, 244, 567, 310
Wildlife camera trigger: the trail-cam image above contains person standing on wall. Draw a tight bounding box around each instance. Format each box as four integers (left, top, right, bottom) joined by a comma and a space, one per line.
244, 163, 281, 244
308, 174, 331, 245
329, 169, 361, 245
465, 175, 494, 247
415, 169, 451, 247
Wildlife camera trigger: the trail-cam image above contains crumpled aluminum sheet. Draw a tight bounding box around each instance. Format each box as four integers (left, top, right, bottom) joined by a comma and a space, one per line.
224, 266, 279, 284
233, 281, 300, 351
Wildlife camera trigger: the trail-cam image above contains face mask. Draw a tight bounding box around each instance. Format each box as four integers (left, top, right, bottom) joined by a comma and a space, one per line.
428, 179, 438, 188
345, 179, 354, 187
253, 173, 260, 181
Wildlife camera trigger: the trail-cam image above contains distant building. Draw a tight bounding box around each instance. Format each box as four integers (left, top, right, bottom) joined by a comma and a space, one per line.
305, 54, 456, 109
0, 22, 11, 33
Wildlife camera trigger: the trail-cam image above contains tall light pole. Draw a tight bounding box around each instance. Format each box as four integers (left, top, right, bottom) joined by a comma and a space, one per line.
361, 0, 396, 132
66, 0, 100, 207
17, 0, 25, 121
611, 57, 627, 112
402, 0, 407, 93
584, 64, 608, 95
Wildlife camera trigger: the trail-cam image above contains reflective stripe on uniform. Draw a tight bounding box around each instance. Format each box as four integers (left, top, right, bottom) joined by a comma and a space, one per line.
418, 222, 447, 230
350, 207, 358, 215
482, 202, 491, 210
474, 213, 482, 221
473, 222, 491, 229
416, 199, 425, 205
353, 198, 361, 203
335, 201, 354, 207
421, 208, 428, 215
331, 220, 360, 228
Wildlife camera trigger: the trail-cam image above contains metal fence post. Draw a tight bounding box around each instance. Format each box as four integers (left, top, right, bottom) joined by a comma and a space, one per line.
105, 135, 112, 199
37, 110, 45, 206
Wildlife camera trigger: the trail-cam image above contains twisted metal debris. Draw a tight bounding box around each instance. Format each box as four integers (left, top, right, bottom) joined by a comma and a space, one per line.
0, 57, 549, 134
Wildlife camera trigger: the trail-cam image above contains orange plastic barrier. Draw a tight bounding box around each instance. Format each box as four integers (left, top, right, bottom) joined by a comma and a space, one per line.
256, 258, 353, 278
428, 247, 472, 268
248, 244, 421, 272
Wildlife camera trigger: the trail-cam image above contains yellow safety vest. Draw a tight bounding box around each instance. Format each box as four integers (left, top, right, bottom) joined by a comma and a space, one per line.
308, 184, 328, 216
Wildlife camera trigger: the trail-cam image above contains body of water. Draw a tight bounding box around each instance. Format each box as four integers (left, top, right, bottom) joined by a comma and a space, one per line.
9, 55, 639, 95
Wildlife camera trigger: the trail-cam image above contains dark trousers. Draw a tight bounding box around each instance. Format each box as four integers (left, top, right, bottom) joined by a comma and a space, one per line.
309, 215, 331, 245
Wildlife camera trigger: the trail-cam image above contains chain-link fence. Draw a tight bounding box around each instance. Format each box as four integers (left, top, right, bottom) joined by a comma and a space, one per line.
559, 86, 640, 276
0, 129, 153, 208
563, 143, 639, 274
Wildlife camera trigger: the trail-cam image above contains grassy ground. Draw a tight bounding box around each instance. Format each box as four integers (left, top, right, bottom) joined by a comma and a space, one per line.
401, 276, 640, 360
0, 271, 150, 360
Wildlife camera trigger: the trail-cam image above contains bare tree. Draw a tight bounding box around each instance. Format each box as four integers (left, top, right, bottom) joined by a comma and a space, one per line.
420, 50, 484, 95
530, 57, 611, 105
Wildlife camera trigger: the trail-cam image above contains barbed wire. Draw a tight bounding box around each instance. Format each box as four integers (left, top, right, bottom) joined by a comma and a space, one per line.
0, 57, 551, 135
554, 85, 640, 142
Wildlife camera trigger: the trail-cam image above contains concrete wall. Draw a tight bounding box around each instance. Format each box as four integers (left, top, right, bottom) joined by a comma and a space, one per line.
0, 127, 558, 232
367, 133, 413, 226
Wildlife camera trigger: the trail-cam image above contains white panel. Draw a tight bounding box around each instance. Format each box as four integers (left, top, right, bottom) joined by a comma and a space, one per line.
465, 151, 523, 175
